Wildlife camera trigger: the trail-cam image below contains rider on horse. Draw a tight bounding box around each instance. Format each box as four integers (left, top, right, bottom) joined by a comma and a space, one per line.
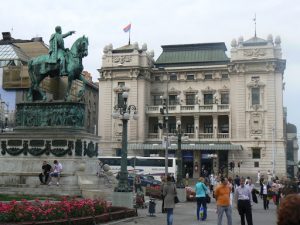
48, 26, 75, 76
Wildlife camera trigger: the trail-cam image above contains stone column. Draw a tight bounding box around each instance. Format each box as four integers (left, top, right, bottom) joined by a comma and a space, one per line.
213, 115, 218, 139
194, 115, 199, 139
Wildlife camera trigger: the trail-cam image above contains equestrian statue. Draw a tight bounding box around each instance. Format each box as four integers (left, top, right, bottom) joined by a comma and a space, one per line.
27, 26, 89, 101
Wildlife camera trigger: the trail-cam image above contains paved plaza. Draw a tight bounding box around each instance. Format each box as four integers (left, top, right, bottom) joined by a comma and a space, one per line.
104, 197, 277, 225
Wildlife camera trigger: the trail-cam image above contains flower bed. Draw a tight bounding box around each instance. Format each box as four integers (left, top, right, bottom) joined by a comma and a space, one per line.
0, 198, 136, 225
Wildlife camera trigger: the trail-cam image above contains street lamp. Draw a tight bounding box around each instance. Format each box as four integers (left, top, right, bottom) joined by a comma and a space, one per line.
176, 120, 185, 188
160, 95, 169, 176
112, 89, 138, 192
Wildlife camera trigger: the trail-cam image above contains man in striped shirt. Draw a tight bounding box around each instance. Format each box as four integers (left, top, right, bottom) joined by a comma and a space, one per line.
234, 177, 253, 225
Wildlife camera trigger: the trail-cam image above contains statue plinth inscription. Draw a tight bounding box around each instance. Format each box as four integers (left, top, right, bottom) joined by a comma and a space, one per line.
16, 101, 85, 128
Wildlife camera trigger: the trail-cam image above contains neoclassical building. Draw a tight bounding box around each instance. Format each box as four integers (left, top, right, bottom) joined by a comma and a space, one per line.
98, 34, 287, 178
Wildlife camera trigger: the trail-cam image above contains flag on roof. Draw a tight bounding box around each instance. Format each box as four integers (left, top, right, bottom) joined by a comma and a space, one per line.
123, 23, 131, 33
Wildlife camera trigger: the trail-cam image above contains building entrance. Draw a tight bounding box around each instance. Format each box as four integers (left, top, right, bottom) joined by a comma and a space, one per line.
182, 150, 194, 178
200, 151, 214, 178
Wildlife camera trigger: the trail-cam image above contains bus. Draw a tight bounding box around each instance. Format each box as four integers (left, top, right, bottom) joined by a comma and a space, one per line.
97, 156, 177, 181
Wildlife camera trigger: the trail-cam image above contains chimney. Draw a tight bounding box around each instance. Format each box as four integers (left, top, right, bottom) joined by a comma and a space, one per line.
2, 32, 12, 40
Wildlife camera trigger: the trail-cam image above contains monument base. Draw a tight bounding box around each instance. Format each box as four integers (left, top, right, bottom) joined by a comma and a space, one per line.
112, 192, 133, 209
176, 188, 187, 202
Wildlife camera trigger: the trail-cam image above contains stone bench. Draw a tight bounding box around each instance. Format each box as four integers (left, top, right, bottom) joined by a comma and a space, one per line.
0, 172, 76, 186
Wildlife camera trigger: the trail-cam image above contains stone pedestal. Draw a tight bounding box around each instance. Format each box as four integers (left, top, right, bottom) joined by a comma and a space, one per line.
112, 192, 134, 208
176, 188, 187, 202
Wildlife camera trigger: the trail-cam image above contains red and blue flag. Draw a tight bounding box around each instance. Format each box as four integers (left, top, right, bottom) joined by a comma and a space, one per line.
123, 23, 131, 32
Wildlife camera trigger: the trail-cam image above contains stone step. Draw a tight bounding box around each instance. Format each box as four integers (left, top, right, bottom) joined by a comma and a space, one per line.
0, 185, 82, 197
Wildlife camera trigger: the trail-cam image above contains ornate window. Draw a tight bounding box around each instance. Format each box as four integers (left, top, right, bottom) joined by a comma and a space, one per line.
170, 74, 177, 80
221, 93, 229, 104
186, 93, 196, 105
221, 73, 229, 79
252, 148, 261, 159
186, 74, 195, 80
153, 95, 161, 106
169, 95, 178, 105
251, 88, 260, 105
186, 124, 194, 133
204, 122, 213, 133
204, 74, 212, 80
204, 93, 213, 105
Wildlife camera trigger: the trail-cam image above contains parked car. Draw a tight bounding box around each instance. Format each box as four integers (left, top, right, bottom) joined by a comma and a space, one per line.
127, 174, 161, 187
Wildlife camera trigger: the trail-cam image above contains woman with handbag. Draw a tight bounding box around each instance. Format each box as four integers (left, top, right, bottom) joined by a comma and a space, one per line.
195, 177, 208, 221
163, 174, 177, 225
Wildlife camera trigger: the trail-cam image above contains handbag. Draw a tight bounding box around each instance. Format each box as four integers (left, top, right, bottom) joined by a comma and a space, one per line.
205, 194, 211, 203
201, 183, 210, 204
174, 195, 179, 204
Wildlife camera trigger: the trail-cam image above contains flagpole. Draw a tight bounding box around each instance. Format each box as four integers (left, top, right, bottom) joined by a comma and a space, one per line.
128, 29, 131, 45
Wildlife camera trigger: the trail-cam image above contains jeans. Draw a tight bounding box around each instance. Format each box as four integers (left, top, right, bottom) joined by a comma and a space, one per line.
196, 197, 207, 220
166, 208, 173, 225
217, 205, 232, 225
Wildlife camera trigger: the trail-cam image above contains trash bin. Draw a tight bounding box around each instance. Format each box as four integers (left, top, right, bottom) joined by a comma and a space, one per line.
148, 198, 156, 216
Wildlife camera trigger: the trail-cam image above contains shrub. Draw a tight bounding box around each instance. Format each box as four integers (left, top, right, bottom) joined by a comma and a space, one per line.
0, 197, 110, 223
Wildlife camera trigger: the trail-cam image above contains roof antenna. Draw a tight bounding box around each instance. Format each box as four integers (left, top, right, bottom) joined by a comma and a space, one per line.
253, 13, 257, 37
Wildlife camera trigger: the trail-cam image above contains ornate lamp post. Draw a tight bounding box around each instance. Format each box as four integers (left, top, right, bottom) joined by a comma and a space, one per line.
176, 120, 185, 188
112, 89, 138, 192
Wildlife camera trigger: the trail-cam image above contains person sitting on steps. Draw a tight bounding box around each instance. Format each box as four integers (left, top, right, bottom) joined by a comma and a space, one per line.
39, 161, 52, 185
48, 160, 63, 186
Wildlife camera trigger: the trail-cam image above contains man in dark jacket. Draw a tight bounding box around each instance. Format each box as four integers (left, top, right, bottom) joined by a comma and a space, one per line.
39, 161, 52, 184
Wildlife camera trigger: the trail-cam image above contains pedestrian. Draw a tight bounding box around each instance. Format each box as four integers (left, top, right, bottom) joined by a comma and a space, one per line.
134, 175, 142, 193
227, 177, 234, 205
48, 160, 63, 186
259, 176, 264, 199
234, 175, 240, 189
214, 177, 232, 225
277, 194, 300, 225
267, 170, 272, 182
38, 161, 52, 185
234, 177, 253, 225
257, 170, 261, 183
262, 180, 271, 210
160, 176, 166, 213
195, 177, 208, 221
271, 179, 281, 208
163, 174, 177, 225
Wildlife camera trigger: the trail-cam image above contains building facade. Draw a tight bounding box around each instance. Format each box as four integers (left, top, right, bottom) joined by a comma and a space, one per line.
98, 34, 287, 178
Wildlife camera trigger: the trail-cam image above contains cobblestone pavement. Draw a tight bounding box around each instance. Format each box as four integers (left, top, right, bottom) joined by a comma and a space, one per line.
103, 197, 277, 225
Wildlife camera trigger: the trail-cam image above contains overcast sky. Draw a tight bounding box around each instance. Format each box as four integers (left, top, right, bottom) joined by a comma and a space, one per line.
1, 0, 299, 140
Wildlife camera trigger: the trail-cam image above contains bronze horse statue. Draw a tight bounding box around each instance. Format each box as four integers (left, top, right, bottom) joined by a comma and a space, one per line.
27, 36, 89, 101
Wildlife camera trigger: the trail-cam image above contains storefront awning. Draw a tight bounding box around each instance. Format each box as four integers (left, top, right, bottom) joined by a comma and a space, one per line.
128, 143, 243, 151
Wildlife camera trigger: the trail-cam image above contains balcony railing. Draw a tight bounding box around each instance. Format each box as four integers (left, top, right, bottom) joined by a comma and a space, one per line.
148, 133, 159, 139
217, 133, 229, 139
146, 104, 230, 114
147, 132, 229, 140
199, 133, 213, 139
